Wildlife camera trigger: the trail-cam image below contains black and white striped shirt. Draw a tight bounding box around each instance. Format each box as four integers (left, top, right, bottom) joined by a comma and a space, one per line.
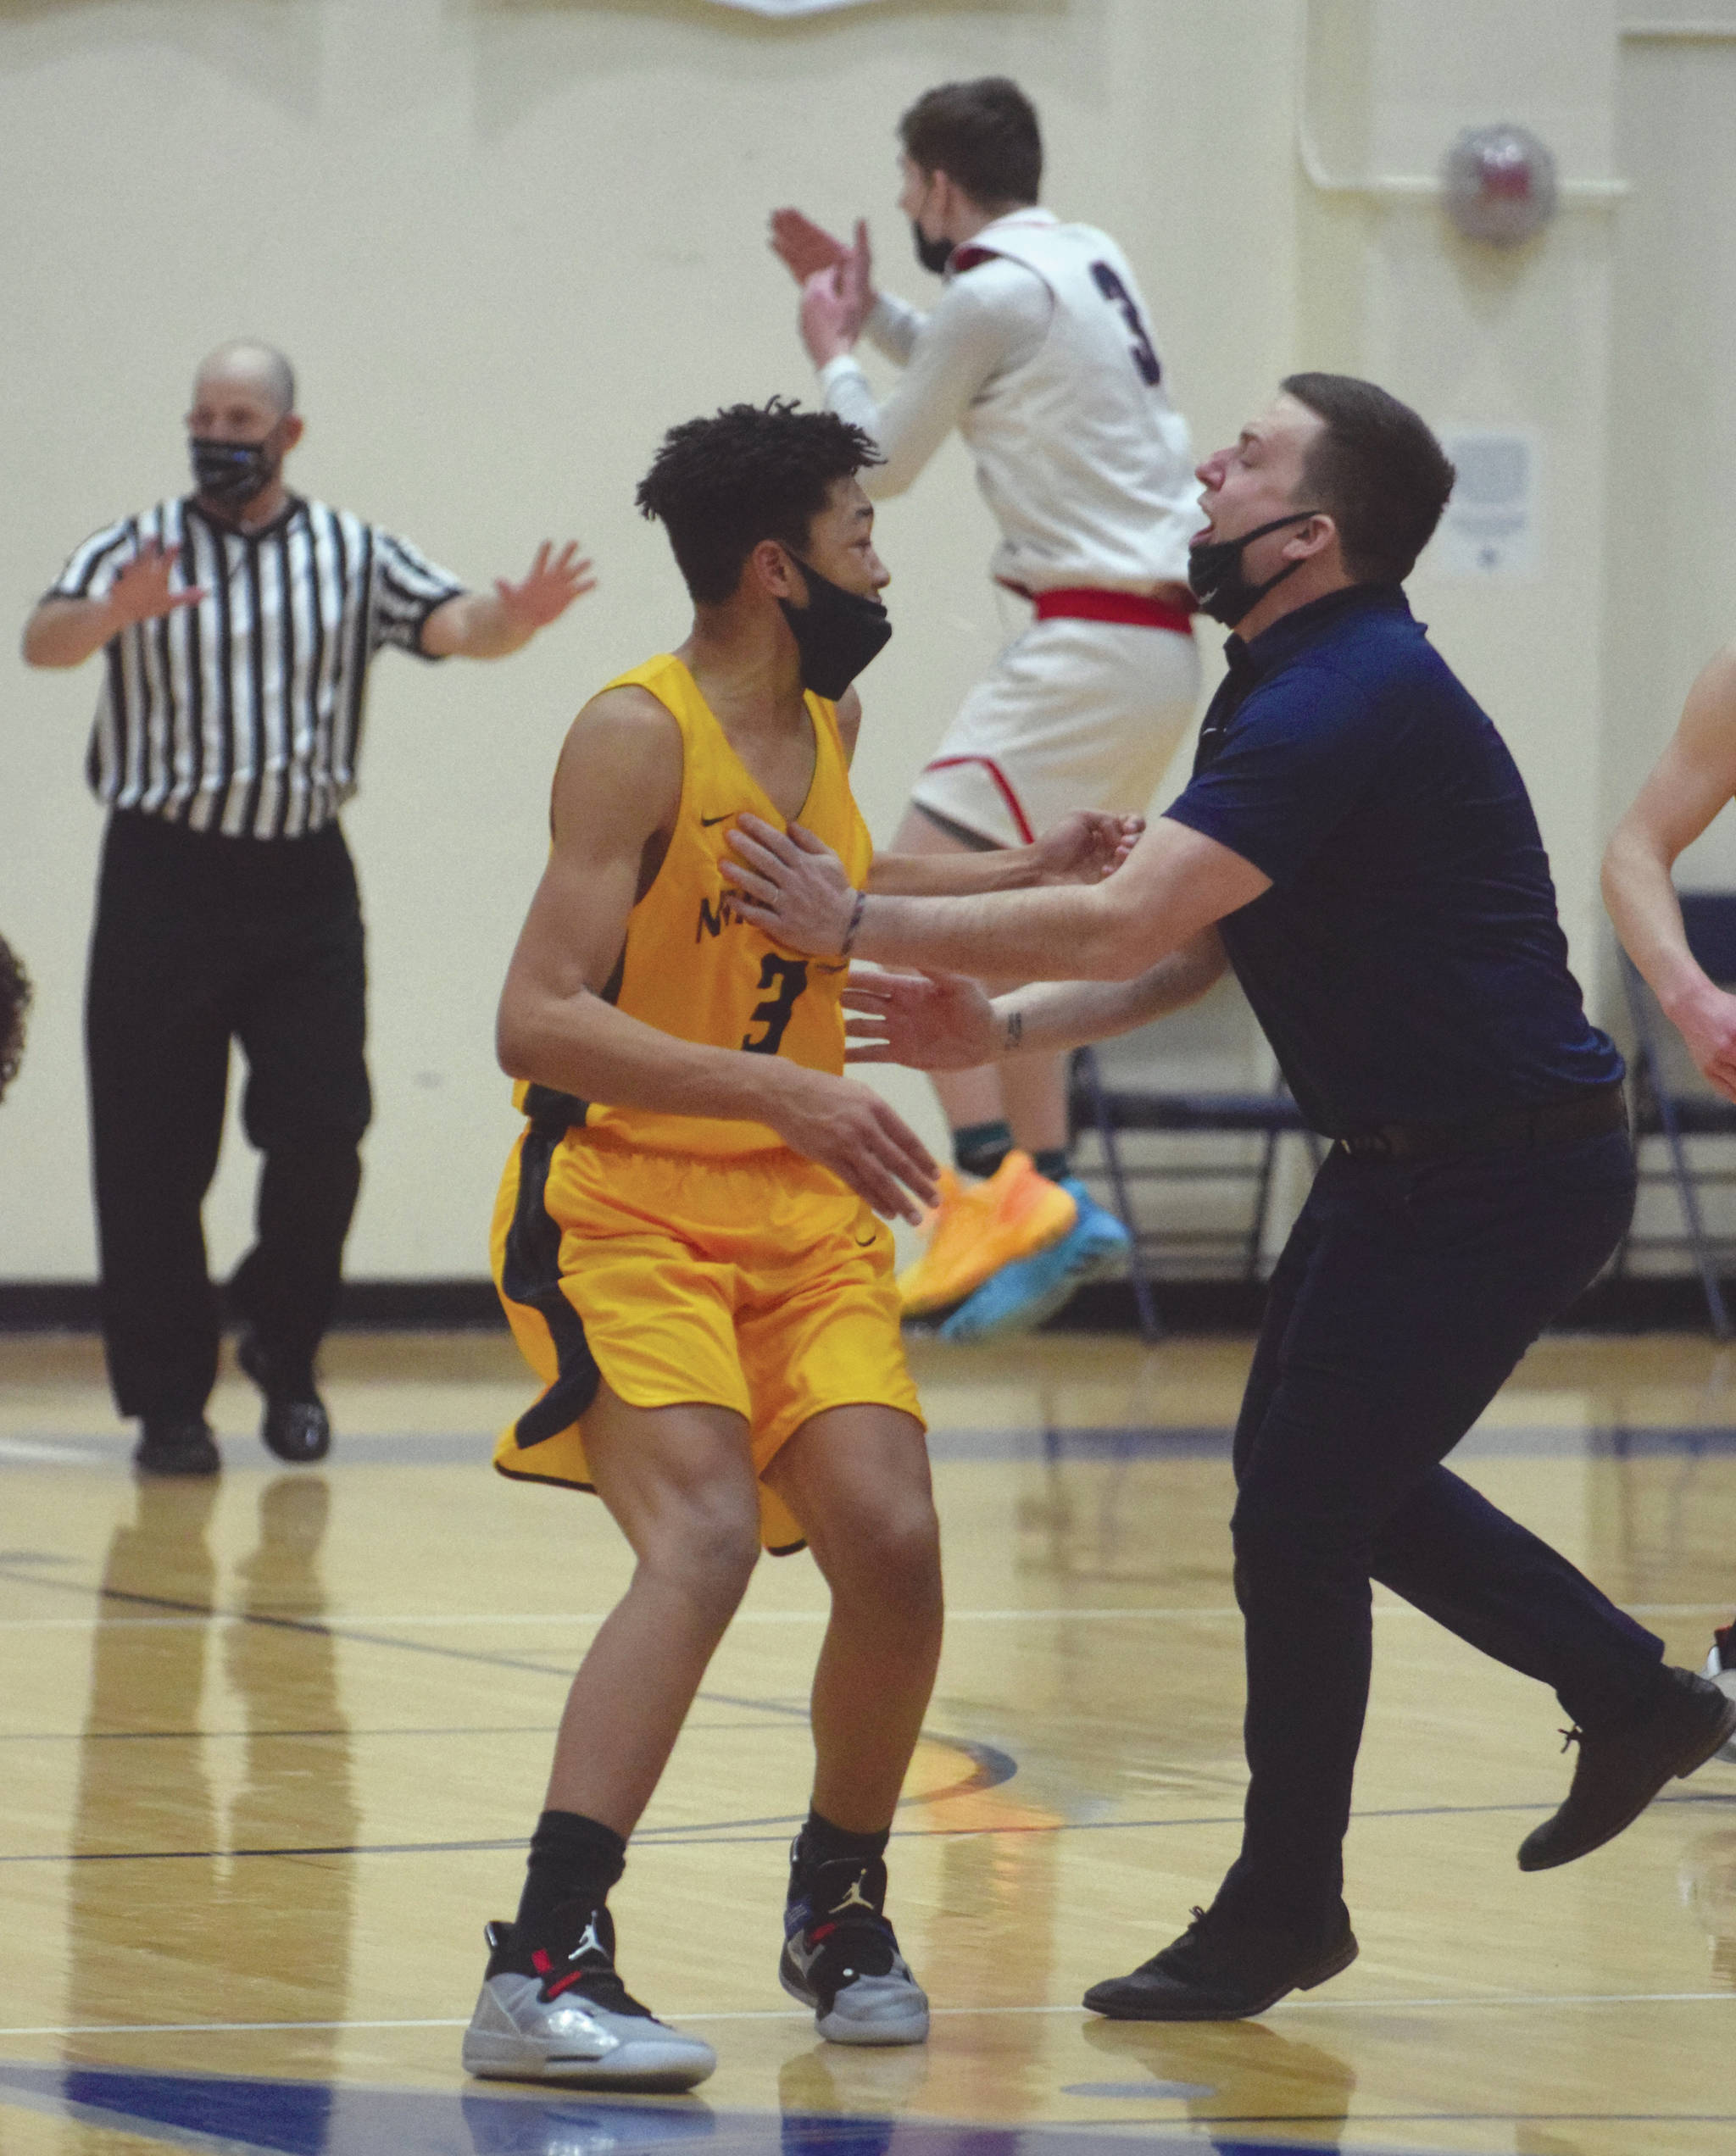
48, 496, 465, 841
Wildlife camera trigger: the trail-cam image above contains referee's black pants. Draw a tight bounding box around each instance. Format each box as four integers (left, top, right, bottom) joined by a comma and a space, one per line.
1216, 1125, 1666, 1936
86, 811, 372, 1421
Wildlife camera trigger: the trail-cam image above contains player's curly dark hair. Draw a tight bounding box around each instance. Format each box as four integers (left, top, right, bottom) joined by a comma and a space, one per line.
636, 398, 882, 605
0, 934, 31, 1105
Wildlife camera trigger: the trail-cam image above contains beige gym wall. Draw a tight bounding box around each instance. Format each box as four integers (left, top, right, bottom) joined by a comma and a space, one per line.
0, 0, 1700, 1286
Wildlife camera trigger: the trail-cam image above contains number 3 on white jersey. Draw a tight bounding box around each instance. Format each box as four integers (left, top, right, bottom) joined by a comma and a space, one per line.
1090, 261, 1162, 387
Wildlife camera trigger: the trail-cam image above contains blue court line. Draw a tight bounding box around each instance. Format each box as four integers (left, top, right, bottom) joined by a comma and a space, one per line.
0, 2063, 1461, 2156
7, 2062, 1734, 2156
12, 1421, 1736, 1469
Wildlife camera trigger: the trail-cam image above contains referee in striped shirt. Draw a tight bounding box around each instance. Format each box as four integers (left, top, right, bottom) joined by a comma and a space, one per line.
23, 340, 595, 1478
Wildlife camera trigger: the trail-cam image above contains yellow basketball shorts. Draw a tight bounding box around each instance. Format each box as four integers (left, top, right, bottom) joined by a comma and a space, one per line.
489, 1123, 924, 1552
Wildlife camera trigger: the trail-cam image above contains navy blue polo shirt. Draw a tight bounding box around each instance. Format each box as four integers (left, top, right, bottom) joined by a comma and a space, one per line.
1163, 583, 1622, 1138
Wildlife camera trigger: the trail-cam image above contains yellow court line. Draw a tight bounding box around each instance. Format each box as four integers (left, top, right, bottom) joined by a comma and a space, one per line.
0, 1602, 1728, 1635
4, 1992, 1736, 2041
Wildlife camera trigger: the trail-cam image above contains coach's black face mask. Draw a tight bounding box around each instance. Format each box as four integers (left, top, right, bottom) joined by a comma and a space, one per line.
1187, 511, 1323, 627
189, 435, 276, 515
779, 556, 892, 700
910, 220, 954, 275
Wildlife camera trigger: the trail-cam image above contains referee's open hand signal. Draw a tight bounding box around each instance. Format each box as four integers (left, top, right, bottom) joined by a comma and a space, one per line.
108, 542, 206, 627
494, 541, 597, 629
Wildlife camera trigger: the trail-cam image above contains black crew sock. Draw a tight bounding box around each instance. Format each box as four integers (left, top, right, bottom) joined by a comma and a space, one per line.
514, 1809, 626, 1942
792, 1807, 890, 1884
1032, 1147, 1071, 1184
953, 1119, 1014, 1181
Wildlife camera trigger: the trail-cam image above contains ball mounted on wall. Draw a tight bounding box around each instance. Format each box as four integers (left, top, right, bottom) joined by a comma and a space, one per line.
1442, 123, 1559, 248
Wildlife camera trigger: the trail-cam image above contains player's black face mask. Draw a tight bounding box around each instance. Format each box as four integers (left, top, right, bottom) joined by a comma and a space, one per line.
1187, 510, 1323, 627
911, 220, 954, 275
779, 556, 893, 700
189, 434, 278, 514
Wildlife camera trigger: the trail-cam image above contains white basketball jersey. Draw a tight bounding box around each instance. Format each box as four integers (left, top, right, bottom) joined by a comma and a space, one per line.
951, 210, 1199, 593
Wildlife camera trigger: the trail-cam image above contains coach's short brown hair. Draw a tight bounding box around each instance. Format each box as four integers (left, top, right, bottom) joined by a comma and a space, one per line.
1282, 373, 1456, 585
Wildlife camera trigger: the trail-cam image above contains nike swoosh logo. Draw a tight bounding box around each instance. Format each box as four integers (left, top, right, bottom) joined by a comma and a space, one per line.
854, 1231, 878, 1247
700, 812, 743, 827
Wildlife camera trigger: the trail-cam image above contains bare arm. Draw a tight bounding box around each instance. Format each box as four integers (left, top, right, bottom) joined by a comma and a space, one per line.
865, 811, 1143, 897
421, 542, 595, 660
1603, 640, 1736, 1098
817, 265, 1049, 499
844, 931, 1231, 1071
828, 692, 1138, 889
22, 542, 205, 667
727, 813, 1270, 982
498, 693, 936, 1219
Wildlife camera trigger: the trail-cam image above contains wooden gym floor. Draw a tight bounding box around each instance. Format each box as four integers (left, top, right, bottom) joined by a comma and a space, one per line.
1, 1327, 1733, 2155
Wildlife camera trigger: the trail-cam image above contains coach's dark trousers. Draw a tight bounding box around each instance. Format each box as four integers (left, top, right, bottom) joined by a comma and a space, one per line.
86, 811, 371, 1421
1216, 1125, 1667, 1934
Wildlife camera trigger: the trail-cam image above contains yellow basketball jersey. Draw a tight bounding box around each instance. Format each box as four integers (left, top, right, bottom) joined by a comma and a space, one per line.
516, 653, 871, 1158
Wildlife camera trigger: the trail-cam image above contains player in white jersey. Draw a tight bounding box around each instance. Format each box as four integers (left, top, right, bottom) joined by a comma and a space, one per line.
772, 77, 1202, 1339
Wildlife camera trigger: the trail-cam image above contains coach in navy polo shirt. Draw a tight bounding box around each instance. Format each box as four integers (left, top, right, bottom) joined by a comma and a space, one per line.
722, 371, 1736, 2021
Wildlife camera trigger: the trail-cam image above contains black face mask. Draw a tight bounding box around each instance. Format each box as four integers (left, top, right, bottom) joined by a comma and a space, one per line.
189, 435, 277, 515
1187, 510, 1324, 627
910, 220, 954, 275
778, 556, 893, 699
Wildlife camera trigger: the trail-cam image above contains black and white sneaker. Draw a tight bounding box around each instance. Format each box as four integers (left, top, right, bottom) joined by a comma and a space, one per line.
1705, 1620, 1736, 1763
779, 1851, 929, 2047
462, 1906, 715, 2089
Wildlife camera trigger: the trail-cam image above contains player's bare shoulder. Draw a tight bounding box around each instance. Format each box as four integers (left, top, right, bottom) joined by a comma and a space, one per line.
549, 682, 685, 849
1686, 639, 1736, 734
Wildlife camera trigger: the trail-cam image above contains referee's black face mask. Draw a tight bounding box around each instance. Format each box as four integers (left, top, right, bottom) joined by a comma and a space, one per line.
189, 433, 279, 515
778, 556, 893, 700
1188, 510, 1323, 627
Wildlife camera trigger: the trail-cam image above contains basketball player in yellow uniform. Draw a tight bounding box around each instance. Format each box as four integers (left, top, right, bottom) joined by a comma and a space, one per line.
462, 401, 1135, 2090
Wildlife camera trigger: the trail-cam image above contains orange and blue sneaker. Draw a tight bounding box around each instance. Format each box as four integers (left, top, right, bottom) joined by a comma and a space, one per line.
940, 1177, 1131, 1342
895, 1151, 1077, 1318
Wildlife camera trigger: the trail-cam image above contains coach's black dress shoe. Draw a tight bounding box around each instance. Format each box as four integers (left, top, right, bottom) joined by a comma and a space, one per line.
237, 1328, 332, 1464
1517, 1665, 1736, 1871
1083, 1901, 1359, 2021
133, 1414, 220, 1477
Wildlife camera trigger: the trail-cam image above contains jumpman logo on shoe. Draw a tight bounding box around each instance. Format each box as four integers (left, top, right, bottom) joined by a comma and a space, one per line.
569, 1918, 606, 1962
828, 1874, 876, 1916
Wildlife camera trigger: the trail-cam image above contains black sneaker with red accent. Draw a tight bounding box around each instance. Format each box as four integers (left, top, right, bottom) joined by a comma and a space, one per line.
779, 1850, 929, 2046
461, 1903, 715, 2088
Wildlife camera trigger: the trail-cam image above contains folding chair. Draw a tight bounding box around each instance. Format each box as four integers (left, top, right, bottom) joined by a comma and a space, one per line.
1069, 1043, 1324, 1341
1616, 891, 1736, 1339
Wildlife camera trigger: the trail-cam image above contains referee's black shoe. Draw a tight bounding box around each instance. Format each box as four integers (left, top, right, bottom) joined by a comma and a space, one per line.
1082, 1901, 1358, 2021
1517, 1665, 1736, 1872
133, 1414, 220, 1477
237, 1328, 331, 1464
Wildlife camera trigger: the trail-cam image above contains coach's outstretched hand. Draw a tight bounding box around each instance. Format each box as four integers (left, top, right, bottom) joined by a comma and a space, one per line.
725, 816, 856, 956
1032, 810, 1144, 885
760, 1062, 938, 1222
845, 968, 998, 1073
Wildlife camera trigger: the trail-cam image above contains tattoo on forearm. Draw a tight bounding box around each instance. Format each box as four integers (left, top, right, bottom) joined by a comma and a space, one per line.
1004, 1010, 1023, 1052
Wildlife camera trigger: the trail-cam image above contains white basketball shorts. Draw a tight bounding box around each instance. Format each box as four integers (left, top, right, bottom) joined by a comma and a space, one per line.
909, 614, 1202, 848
